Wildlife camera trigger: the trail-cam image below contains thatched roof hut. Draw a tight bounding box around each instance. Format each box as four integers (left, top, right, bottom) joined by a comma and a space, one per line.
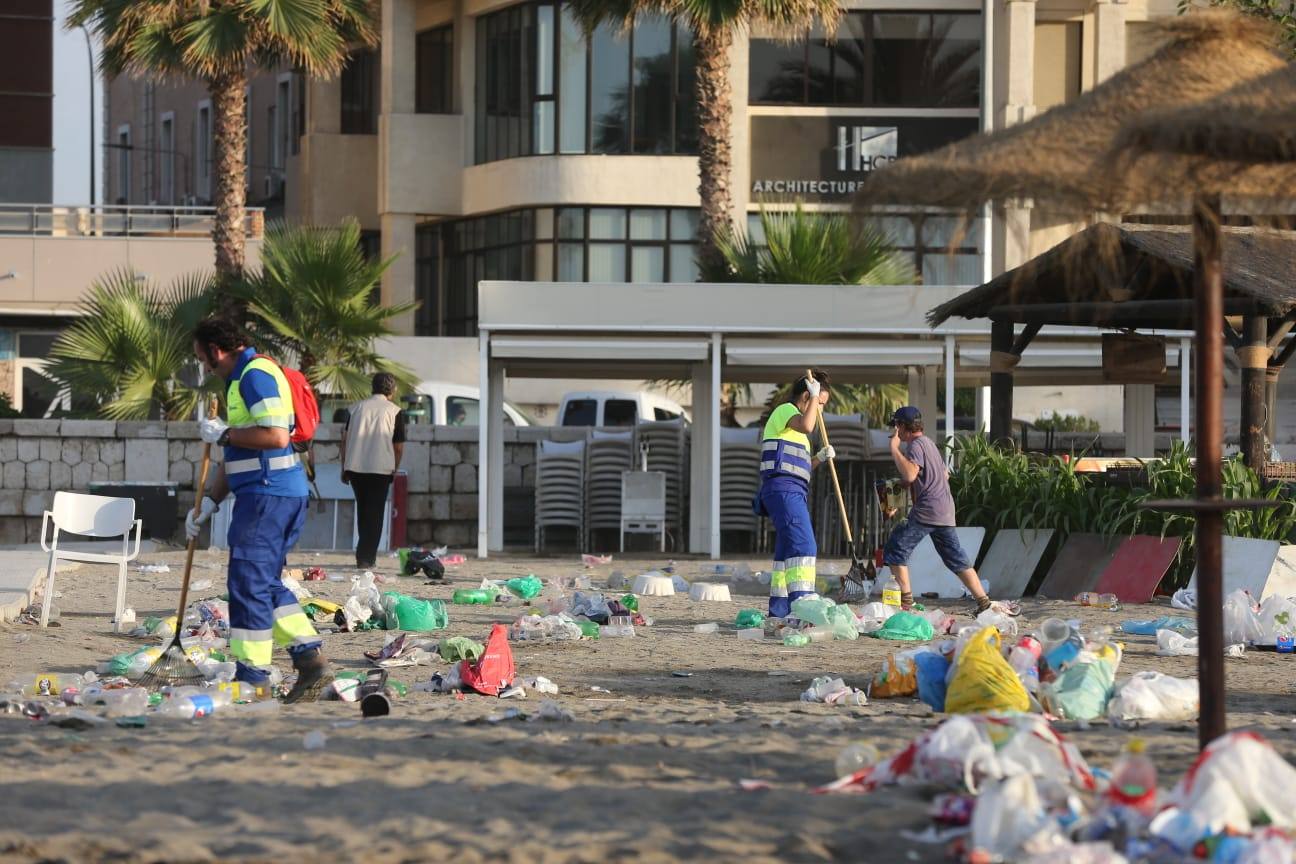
854, 10, 1286, 213
927, 223, 1296, 328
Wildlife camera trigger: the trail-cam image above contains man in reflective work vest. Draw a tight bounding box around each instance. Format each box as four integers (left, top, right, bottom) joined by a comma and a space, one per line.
754, 369, 835, 619
186, 318, 334, 702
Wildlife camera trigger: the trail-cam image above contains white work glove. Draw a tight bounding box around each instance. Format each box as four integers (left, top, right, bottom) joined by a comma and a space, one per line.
805, 377, 821, 399
185, 496, 217, 540
198, 416, 228, 444
816, 445, 835, 462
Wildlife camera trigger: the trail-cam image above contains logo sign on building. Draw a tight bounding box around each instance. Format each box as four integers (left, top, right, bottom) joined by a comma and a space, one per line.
749, 115, 979, 203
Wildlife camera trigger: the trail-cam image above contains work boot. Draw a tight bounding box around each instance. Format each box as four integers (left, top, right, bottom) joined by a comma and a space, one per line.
283, 647, 335, 704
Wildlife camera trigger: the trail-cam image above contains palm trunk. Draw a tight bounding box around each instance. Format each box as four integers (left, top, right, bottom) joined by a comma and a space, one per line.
210, 70, 248, 311
693, 26, 734, 275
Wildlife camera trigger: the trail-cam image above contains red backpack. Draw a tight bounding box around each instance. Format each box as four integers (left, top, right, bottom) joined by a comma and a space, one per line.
255, 355, 319, 449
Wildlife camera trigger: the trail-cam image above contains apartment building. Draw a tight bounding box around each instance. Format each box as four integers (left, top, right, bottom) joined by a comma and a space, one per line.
100, 0, 1179, 341
0, 0, 54, 203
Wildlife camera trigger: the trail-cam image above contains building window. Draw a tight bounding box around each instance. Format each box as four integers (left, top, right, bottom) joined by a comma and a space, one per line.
417, 26, 454, 113
116, 125, 131, 204
415, 206, 699, 335
195, 101, 212, 201
474, 2, 697, 164
747, 211, 980, 284
341, 48, 379, 134
159, 114, 175, 204
749, 11, 980, 108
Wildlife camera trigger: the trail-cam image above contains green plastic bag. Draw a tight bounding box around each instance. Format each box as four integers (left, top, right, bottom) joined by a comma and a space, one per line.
506, 575, 544, 599
621, 594, 639, 612
1042, 659, 1116, 720
577, 620, 600, 639
868, 611, 935, 642
790, 597, 834, 628
827, 604, 859, 641
439, 636, 484, 662
735, 609, 765, 629
381, 592, 449, 631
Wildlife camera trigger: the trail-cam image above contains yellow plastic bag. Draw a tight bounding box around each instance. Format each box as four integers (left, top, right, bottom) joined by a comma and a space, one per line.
871, 651, 920, 698
945, 626, 1031, 715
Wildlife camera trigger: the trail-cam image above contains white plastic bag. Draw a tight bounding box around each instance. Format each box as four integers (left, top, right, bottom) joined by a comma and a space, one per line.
855, 602, 896, 634
1171, 588, 1197, 611
1107, 671, 1199, 724
1168, 732, 1296, 835
1223, 590, 1264, 646
1156, 629, 1198, 656
976, 607, 1019, 639
1256, 595, 1296, 645
970, 774, 1065, 862
1023, 843, 1130, 864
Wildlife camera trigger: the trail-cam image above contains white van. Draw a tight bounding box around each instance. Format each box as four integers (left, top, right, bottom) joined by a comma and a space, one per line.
323, 381, 531, 427
557, 390, 689, 427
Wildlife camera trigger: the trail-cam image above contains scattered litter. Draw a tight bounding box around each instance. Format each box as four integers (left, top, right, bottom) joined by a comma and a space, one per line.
1120, 616, 1195, 636
439, 636, 485, 662
137, 564, 171, 573
1170, 588, 1197, 610
800, 676, 866, 706
693, 622, 719, 634
189, 579, 213, 591
303, 566, 327, 582
302, 730, 328, 750
582, 553, 613, 566
738, 779, 773, 791
1107, 671, 1198, 725
527, 676, 559, 695
671, 671, 693, 678
1156, 629, 1198, 656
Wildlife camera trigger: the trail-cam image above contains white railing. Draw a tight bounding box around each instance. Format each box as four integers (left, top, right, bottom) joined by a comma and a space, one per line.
0, 204, 266, 239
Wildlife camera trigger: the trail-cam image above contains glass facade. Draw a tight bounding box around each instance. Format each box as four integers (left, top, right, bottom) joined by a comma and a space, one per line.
749, 11, 980, 107
475, 3, 697, 163
341, 48, 380, 134
417, 26, 455, 114
415, 207, 699, 335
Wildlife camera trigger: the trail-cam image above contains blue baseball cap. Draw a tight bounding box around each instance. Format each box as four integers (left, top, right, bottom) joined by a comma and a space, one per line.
890, 406, 922, 425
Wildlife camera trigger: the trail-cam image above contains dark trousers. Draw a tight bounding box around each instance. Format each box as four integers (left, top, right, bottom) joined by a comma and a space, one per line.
350, 473, 392, 567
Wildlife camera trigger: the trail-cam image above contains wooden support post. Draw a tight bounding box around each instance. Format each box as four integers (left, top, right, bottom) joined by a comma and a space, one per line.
1240, 316, 1269, 471
990, 320, 1015, 444
1194, 194, 1226, 750
1266, 368, 1280, 446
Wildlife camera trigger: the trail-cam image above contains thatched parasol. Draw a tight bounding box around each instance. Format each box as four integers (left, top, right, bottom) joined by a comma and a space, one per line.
854, 10, 1286, 213
1115, 61, 1296, 165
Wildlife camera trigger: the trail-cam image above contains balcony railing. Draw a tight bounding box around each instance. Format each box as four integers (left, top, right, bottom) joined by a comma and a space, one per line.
0, 204, 266, 239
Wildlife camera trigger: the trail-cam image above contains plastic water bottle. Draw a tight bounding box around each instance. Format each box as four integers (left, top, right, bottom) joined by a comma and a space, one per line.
217, 680, 268, 702
157, 689, 231, 719
1074, 592, 1121, 610
9, 672, 83, 697
882, 573, 902, 608
87, 687, 151, 717
452, 588, 495, 605
1106, 739, 1157, 816
1007, 646, 1040, 692
835, 742, 880, 779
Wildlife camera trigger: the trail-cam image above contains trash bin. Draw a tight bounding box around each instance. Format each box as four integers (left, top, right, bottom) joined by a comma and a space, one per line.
88, 482, 179, 540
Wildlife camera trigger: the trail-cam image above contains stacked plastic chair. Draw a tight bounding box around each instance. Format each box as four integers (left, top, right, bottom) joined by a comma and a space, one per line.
585, 429, 634, 546
633, 419, 688, 551
720, 426, 762, 547
535, 438, 586, 552
821, 413, 870, 461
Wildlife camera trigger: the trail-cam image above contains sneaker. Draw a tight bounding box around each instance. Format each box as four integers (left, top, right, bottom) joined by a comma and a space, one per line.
991, 600, 1022, 617
283, 648, 335, 704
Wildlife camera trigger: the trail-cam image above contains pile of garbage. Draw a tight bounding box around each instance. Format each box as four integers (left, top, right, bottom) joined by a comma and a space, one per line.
338, 571, 449, 633
818, 714, 1296, 863
1122, 589, 1296, 657
867, 611, 1201, 725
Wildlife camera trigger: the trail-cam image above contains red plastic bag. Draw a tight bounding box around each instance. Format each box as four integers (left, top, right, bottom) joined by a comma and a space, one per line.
460, 623, 516, 696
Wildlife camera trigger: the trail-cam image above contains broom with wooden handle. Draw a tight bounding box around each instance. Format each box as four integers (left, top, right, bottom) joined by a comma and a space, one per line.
136, 397, 221, 689
805, 369, 868, 595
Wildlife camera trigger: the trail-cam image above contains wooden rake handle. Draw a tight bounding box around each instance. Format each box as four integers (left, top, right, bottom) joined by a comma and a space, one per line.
806, 369, 854, 548
175, 397, 220, 623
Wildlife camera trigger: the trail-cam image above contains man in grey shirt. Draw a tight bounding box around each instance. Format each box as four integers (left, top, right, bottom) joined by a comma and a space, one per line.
883, 406, 1016, 615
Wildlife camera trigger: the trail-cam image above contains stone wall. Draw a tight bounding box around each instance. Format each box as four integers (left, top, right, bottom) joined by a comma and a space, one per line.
0, 418, 541, 549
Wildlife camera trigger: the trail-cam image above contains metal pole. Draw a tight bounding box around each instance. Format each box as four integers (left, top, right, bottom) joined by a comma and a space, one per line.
477, 330, 489, 559
710, 332, 721, 559
1180, 337, 1191, 444
80, 25, 95, 206
1193, 194, 1226, 749
944, 335, 956, 463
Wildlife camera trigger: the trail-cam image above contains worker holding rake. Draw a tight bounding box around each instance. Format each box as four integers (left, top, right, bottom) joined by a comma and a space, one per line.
755, 370, 835, 619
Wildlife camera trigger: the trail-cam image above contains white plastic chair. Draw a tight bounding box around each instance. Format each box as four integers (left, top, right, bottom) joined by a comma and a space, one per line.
39, 491, 143, 627
621, 471, 667, 552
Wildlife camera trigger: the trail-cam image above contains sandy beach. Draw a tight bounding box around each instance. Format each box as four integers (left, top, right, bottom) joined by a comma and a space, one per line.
2, 548, 1295, 863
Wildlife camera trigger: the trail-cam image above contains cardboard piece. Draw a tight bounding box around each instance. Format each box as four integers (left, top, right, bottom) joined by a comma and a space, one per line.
894, 527, 988, 598
977, 529, 1055, 599
1189, 535, 1282, 599
1093, 535, 1181, 603
1036, 533, 1121, 599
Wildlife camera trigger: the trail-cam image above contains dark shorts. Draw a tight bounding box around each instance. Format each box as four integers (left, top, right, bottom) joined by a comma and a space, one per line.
883, 518, 972, 573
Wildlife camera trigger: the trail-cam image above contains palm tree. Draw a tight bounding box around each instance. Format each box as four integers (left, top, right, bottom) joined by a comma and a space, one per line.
709, 204, 915, 426
568, 0, 843, 273
70, 0, 378, 294
46, 270, 219, 421
230, 220, 419, 401
705, 203, 915, 285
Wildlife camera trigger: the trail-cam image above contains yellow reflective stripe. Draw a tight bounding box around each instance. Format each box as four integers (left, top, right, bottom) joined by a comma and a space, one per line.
272, 611, 318, 648
230, 636, 273, 667
769, 567, 789, 597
